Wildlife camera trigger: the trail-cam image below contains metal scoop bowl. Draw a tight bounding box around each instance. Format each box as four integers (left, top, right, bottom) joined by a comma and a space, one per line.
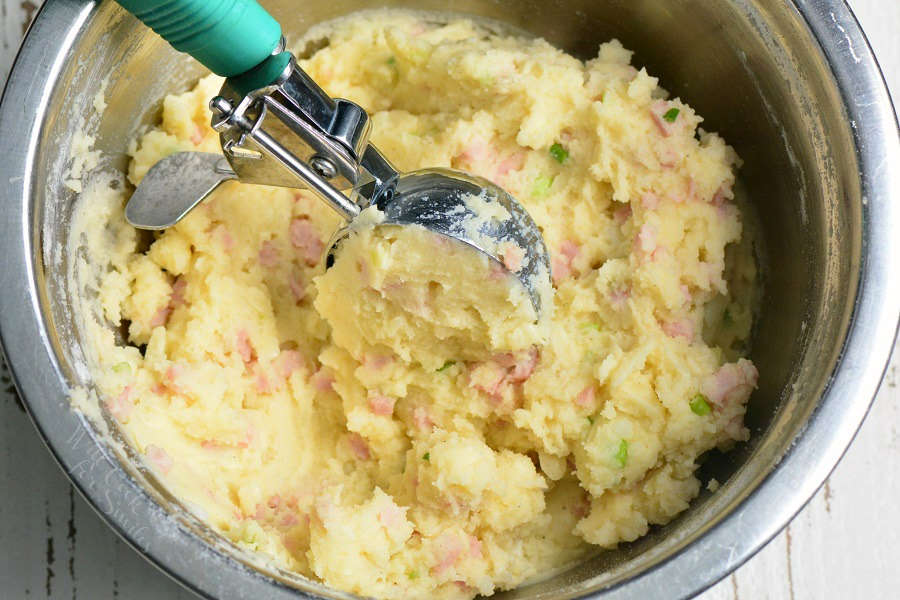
329, 168, 551, 315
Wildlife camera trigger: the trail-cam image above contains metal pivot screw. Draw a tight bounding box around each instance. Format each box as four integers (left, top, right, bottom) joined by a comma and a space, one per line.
310, 156, 337, 179
210, 96, 240, 131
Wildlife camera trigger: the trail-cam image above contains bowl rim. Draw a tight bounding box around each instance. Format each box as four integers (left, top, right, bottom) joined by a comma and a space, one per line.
0, 1, 897, 599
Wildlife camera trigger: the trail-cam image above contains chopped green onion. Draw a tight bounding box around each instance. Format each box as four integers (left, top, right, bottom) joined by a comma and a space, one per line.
614, 439, 629, 468
422, 452, 430, 462
112, 362, 131, 375
407, 570, 419, 580
689, 393, 712, 416
531, 174, 554, 198
582, 322, 601, 332
586, 416, 595, 425
663, 108, 680, 123
549, 143, 569, 164
436, 360, 456, 372
387, 56, 397, 65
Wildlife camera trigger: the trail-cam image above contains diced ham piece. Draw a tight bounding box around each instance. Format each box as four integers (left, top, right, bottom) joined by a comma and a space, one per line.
658, 148, 682, 168
433, 533, 464, 574
254, 367, 275, 394
550, 256, 572, 283
258, 241, 280, 268
279, 513, 299, 528
311, 368, 334, 392
145, 445, 173, 474
613, 204, 632, 225
500, 243, 525, 273
107, 385, 134, 421
347, 433, 371, 460
165, 364, 183, 381
488, 260, 507, 282
636, 223, 658, 255
286, 494, 302, 511
492, 353, 517, 369
253, 502, 267, 521
468, 361, 507, 399
552, 240, 580, 284
289, 218, 324, 267
289, 274, 306, 302
212, 224, 234, 252
274, 350, 304, 380
560, 240, 579, 261
235, 329, 254, 363
472, 348, 539, 404
368, 393, 396, 416
455, 139, 491, 166
701, 359, 759, 409
662, 318, 694, 342
641, 192, 660, 210
468, 536, 483, 559
191, 123, 205, 146
686, 178, 697, 201
650, 246, 668, 262
378, 502, 405, 528
413, 407, 434, 431
149, 305, 171, 328
171, 276, 187, 308
575, 385, 595, 407
165, 363, 188, 395
609, 286, 631, 310
507, 348, 539, 383
495, 151, 526, 179
364, 354, 393, 370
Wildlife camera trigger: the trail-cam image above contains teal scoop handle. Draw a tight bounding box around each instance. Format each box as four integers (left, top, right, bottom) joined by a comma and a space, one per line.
116, 0, 283, 78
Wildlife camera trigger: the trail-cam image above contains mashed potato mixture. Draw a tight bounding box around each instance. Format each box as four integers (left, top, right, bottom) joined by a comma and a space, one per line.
79, 11, 758, 599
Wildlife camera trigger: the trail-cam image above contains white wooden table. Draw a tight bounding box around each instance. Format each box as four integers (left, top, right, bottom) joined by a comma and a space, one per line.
1, 1, 896, 598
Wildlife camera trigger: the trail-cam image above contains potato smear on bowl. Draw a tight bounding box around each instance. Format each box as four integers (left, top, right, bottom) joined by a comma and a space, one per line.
77, 10, 758, 599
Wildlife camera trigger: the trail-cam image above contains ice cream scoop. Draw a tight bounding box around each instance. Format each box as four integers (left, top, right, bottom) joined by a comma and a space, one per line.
117, 0, 552, 315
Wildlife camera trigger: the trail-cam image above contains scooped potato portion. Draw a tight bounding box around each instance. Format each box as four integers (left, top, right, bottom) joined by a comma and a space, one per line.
316, 217, 548, 371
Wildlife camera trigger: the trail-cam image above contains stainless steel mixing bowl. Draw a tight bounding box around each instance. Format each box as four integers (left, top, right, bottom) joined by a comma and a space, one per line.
0, 1, 898, 598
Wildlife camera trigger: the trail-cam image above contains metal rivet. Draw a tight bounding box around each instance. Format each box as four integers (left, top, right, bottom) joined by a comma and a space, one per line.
310, 156, 337, 179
